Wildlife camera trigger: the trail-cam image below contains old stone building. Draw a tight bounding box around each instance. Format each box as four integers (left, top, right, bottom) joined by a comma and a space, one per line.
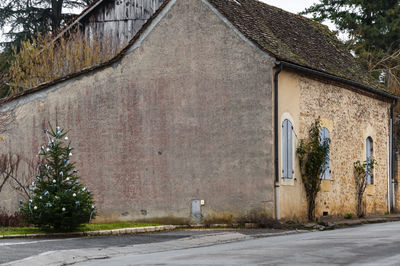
0, 0, 397, 222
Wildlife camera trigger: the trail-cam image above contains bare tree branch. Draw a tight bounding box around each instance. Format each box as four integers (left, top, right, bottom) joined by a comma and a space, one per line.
0, 153, 20, 193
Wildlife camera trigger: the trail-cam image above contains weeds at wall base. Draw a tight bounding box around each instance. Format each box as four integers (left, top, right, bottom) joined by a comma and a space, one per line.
344, 213, 353, 219
134, 216, 190, 226
203, 210, 284, 229
0, 210, 28, 227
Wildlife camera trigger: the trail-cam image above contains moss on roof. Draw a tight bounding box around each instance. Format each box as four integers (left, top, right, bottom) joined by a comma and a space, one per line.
208, 0, 379, 88
2, 0, 393, 105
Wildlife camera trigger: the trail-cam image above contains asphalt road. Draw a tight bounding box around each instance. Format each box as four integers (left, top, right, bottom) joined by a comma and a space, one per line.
77, 222, 400, 265
0, 230, 215, 264
3, 222, 400, 265
0, 228, 282, 265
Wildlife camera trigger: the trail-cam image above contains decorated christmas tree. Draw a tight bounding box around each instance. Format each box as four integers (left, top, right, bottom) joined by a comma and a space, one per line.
21, 126, 96, 230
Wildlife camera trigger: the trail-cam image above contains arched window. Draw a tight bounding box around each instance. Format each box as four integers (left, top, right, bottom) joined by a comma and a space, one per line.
282, 119, 293, 178
366, 137, 374, 184
320, 127, 330, 180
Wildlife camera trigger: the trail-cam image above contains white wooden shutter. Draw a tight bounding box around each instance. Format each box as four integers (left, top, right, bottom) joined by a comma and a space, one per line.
282, 120, 288, 178
366, 137, 372, 184
287, 120, 293, 178
319, 127, 330, 180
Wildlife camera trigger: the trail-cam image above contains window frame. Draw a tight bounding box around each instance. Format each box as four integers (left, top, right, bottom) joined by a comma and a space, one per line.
366, 136, 374, 185
281, 119, 294, 179
320, 127, 330, 180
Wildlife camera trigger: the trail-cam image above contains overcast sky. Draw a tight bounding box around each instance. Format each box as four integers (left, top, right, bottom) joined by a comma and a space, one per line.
261, 0, 318, 14
261, 0, 338, 31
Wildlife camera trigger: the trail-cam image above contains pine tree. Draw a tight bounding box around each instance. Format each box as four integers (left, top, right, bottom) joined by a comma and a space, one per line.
21, 126, 96, 230
0, 0, 94, 80
302, 1, 400, 90
0, 0, 94, 50
302, 0, 400, 55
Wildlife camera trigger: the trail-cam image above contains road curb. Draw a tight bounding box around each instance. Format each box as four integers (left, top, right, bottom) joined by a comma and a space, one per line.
334, 216, 400, 227
303, 215, 400, 231
0, 225, 179, 239
2, 216, 400, 239
251, 230, 309, 238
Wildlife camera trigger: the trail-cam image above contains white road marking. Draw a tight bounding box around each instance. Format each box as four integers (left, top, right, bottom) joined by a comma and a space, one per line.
0, 237, 82, 247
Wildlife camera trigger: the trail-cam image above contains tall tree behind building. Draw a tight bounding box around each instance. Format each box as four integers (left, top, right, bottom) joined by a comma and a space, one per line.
0, 0, 93, 95
0, 0, 93, 50
302, 0, 400, 95
303, 0, 400, 157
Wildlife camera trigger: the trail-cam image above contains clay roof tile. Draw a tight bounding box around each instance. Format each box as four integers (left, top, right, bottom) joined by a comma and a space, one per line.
208, 0, 379, 88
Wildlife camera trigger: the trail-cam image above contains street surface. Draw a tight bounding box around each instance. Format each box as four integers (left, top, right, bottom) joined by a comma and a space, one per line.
0, 229, 282, 265
3, 222, 400, 265
0, 230, 230, 264
77, 222, 400, 265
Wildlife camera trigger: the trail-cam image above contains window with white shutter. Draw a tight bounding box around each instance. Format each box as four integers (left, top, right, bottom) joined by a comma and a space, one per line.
282, 119, 293, 178
320, 127, 330, 180
366, 137, 373, 184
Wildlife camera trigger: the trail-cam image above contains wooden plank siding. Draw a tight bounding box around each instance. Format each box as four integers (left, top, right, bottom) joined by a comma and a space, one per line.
81, 0, 165, 46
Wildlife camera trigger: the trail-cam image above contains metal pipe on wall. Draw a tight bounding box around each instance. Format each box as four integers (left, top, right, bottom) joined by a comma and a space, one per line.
274, 63, 283, 220
390, 100, 398, 211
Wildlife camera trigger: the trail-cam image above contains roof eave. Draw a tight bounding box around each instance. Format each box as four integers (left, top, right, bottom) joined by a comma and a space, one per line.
0, 0, 173, 106
278, 61, 398, 102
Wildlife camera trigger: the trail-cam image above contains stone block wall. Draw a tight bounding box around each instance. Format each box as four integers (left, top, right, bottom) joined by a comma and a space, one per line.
299, 76, 391, 217
278, 70, 391, 220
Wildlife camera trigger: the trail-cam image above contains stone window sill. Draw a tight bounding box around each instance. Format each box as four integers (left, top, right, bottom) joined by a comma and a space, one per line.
281, 178, 295, 186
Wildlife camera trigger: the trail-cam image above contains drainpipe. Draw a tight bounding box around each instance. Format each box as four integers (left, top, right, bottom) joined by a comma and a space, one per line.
274, 63, 283, 220
390, 99, 398, 212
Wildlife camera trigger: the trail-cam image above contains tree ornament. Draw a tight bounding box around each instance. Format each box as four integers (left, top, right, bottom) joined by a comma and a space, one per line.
21, 125, 96, 230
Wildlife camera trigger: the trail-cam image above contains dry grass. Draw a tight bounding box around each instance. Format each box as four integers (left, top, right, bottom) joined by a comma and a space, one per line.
8, 28, 126, 93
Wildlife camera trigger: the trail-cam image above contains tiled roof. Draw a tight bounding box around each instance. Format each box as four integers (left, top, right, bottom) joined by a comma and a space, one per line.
208, 0, 379, 88
1, 0, 395, 105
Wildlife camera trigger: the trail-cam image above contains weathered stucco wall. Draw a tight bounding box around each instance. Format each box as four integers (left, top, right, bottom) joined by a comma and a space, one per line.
0, 0, 274, 222
278, 70, 391, 220
277, 70, 306, 219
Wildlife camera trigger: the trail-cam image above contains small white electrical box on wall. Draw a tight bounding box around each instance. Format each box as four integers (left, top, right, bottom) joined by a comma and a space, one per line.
200, 200, 205, 205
